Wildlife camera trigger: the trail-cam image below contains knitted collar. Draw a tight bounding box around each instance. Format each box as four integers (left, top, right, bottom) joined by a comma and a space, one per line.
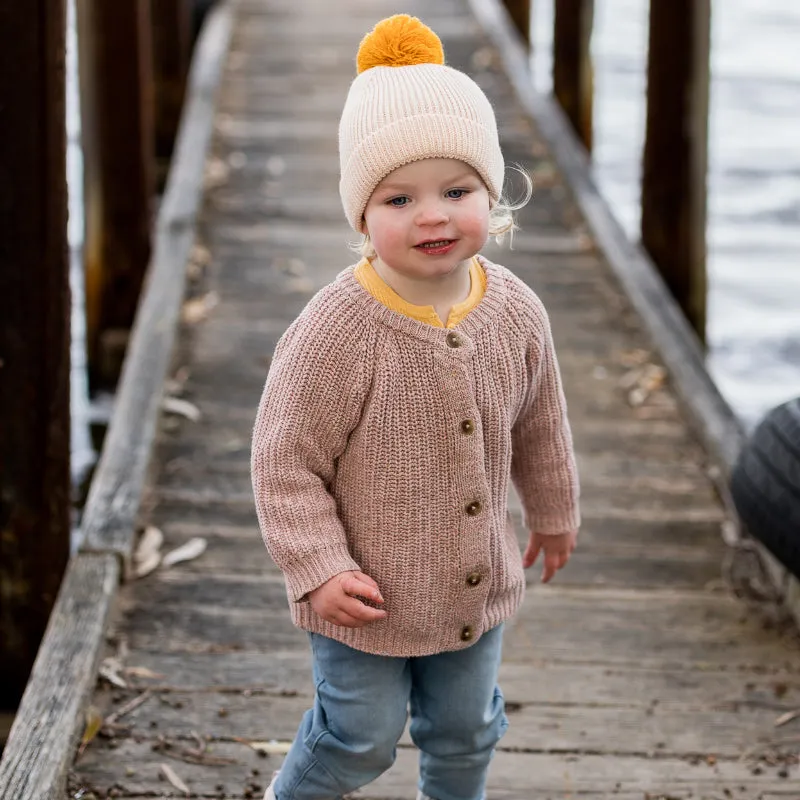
336, 255, 509, 347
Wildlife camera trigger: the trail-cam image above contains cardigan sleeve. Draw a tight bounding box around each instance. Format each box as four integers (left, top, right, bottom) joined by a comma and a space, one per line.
251, 297, 369, 601
510, 295, 581, 535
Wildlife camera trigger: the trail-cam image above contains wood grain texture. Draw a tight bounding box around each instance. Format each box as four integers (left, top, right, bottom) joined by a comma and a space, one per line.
0, 555, 119, 800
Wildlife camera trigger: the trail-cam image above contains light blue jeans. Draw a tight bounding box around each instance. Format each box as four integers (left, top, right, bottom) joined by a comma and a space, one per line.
272, 624, 507, 800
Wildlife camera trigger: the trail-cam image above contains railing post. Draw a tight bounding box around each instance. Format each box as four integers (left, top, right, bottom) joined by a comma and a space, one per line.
640, 0, 710, 341
502, 0, 532, 46
0, 0, 71, 709
76, 0, 156, 388
553, 0, 594, 151
152, 0, 192, 185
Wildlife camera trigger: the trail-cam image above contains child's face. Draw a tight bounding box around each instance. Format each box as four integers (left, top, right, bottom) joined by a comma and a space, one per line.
363, 159, 490, 281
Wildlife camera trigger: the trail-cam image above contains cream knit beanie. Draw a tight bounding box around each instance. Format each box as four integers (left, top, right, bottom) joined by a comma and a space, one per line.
338, 15, 505, 232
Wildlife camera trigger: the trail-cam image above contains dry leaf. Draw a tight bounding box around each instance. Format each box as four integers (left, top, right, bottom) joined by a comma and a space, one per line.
162, 537, 207, 568
78, 707, 103, 757
248, 740, 293, 755
134, 551, 161, 579
123, 665, 165, 680
159, 762, 190, 795
99, 657, 127, 688
204, 157, 230, 189
191, 244, 211, 268
182, 291, 219, 324
775, 708, 800, 727
162, 397, 202, 422
135, 526, 163, 564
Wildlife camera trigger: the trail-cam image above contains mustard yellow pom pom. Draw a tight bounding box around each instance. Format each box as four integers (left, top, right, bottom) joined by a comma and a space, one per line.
356, 14, 445, 74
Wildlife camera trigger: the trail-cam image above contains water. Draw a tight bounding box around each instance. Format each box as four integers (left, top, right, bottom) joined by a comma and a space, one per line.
532, 0, 800, 429
66, 0, 96, 495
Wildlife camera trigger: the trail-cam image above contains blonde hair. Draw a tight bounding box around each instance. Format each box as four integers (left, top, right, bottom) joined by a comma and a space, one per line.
351, 164, 533, 259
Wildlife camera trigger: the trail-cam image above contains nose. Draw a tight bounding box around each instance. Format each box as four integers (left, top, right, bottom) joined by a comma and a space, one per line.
414, 198, 449, 227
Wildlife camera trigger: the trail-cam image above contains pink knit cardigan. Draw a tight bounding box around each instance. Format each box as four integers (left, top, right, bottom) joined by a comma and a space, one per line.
251, 257, 580, 656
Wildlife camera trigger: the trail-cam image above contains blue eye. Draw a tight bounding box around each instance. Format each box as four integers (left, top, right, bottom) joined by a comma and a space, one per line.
388, 196, 409, 207
446, 188, 467, 199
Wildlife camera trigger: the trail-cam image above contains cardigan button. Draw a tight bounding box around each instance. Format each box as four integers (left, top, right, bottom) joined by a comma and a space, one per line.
465, 500, 482, 517
460, 625, 474, 642
446, 332, 462, 348
466, 572, 481, 587
460, 419, 475, 435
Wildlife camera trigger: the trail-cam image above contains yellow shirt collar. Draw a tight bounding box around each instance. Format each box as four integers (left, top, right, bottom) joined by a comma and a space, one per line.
354, 257, 487, 329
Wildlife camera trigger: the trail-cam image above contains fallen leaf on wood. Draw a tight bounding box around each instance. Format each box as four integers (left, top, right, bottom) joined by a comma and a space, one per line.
246, 739, 293, 755
775, 708, 800, 727
123, 665, 165, 680
191, 244, 211, 268
182, 291, 219, 324
161, 397, 202, 422
134, 551, 161, 579
134, 526, 163, 564
78, 707, 104, 757
159, 762, 190, 795
162, 537, 207, 568
99, 657, 127, 688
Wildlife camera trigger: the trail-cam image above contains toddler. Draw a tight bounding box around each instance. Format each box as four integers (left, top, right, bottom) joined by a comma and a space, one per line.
251, 14, 580, 800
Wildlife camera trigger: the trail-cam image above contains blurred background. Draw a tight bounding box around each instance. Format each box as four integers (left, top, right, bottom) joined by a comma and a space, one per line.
532, 0, 800, 429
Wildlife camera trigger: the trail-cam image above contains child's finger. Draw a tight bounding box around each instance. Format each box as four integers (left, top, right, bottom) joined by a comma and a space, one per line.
522, 538, 541, 568
541, 551, 560, 583
342, 573, 384, 604
326, 609, 364, 628
341, 596, 387, 622
353, 571, 381, 592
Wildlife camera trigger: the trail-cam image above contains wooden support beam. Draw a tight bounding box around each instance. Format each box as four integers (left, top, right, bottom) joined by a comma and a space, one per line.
553, 0, 594, 151
152, 0, 192, 185
76, 0, 156, 388
641, 0, 710, 341
0, 0, 71, 709
501, 0, 531, 45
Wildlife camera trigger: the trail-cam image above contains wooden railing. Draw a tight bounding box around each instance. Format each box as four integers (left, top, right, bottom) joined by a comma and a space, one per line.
503, 0, 711, 342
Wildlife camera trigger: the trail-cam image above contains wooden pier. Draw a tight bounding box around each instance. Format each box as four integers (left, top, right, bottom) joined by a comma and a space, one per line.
2, 0, 800, 798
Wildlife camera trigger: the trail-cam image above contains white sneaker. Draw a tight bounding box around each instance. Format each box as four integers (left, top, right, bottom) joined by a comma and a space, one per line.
263, 772, 279, 800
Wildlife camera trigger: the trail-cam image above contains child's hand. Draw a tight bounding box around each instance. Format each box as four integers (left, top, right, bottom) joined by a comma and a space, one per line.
309, 570, 387, 628
523, 531, 577, 583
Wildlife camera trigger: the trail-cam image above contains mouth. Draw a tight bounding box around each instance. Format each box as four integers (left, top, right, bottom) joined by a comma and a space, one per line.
414, 239, 456, 255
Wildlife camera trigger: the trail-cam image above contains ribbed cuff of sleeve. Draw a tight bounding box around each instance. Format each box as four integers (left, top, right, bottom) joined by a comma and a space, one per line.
283, 548, 362, 603
525, 505, 581, 535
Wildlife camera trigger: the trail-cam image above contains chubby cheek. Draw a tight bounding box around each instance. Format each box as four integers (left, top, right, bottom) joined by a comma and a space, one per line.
461, 208, 490, 245
365, 210, 407, 257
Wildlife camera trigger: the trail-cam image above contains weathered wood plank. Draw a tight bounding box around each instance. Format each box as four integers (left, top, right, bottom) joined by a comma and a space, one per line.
69, 739, 799, 799
86, 683, 799, 759
0, 555, 119, 800
108, 650, 800, 707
